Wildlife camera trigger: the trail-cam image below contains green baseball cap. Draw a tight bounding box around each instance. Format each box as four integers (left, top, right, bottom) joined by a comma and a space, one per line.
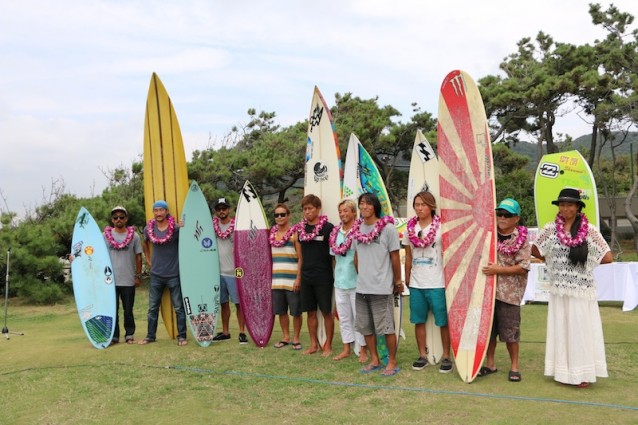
495, 198, 521, 216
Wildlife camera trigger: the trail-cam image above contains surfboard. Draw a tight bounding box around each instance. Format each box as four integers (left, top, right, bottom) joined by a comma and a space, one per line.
234, 180, 274, 348
438, 70, 497, 383
143, 73, 189, 339
179, 181, 221, 347
343, 133, 392, 216
304, 86, 342, 347
534, 150, 599, 229
406, 130, 444, 364
71, 207, 116, 349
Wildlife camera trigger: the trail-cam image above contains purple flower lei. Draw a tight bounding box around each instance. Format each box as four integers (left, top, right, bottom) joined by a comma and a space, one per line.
498, 226, 528, 256
104, 226, 135, 249
406, 214, 440, 248
351, 216, 395, 244
213, 217, 235, 239
269, 224, 299, 247
297, 215, 328, 242
146, 216, 176, 245
329, 223, 354, 255
555, 213, 588, 248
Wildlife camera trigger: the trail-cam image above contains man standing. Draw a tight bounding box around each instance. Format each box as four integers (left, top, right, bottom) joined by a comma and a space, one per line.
298, 194, 335, 357
480, 198, 531, 382
353, 193, 403, 377
139, 200, 188, 346
211, 197, 248, 344
103, 206, 143, 345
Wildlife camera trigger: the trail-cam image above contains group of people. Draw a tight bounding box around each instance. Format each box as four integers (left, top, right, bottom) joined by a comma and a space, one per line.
102, 186, 612, 387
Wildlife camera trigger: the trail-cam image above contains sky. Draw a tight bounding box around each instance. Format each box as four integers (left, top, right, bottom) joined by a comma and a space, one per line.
0, 0, 635, 218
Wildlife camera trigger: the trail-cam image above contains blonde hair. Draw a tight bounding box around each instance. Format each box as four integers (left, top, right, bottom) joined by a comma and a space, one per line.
338, 199, 357, 213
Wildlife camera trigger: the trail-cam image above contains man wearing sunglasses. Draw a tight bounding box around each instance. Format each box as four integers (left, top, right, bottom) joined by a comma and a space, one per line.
211, 198, 248, 344
104, 206, 143, 345
479, 198, 531, 382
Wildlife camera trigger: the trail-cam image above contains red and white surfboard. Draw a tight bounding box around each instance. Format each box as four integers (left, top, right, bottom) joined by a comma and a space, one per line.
437, 70, 496, 383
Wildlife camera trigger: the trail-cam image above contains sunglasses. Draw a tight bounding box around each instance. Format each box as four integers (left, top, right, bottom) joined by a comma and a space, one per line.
496, 212, 514, 218
112, 215, 127, 220
215, 206, 229, 211
274, 212, 288, 218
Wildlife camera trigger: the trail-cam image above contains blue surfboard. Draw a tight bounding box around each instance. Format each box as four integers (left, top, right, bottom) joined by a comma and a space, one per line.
71, 207, 116, 349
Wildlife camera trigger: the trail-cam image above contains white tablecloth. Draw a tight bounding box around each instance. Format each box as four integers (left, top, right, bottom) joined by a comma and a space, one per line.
524, 262, 638, 311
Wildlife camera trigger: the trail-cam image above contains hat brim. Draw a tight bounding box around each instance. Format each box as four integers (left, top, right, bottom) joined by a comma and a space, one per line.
551, 197, 586, 207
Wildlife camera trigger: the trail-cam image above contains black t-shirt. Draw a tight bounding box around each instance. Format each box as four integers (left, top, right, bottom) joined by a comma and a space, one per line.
299, 221, 334, 285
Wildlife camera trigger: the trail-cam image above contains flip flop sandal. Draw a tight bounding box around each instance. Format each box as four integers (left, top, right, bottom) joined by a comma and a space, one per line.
360, 364, 385, 374
292, 342, 302, 350
274, 341, 290, 348
508, 371, 522, 382
478, 366, 498, 377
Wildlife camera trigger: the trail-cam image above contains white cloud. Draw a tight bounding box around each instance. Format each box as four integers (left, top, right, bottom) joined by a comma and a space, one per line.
0, 0, 635, 217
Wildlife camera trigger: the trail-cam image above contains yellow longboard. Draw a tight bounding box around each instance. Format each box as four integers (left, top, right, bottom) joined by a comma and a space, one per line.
143, 73, 189, 339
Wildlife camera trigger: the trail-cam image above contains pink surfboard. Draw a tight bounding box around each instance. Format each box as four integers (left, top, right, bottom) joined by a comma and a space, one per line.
437, 70, 497, 383
234, 180, 274, 348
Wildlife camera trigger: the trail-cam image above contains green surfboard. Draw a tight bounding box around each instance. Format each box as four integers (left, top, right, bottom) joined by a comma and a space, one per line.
534, 150, 599, 229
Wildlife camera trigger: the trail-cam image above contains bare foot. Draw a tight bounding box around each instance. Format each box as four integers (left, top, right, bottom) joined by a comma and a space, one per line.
358, 353, 369, 363
321, 348, 333, 358
303, 346, 319, 355
333, 351, 350, 361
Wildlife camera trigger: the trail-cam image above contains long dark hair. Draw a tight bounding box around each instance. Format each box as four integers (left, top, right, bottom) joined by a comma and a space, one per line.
358, 193, 381, 218
568, 210, 588, 266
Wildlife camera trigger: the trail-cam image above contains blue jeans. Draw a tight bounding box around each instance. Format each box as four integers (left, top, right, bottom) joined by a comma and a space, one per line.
146, 275, 187, 340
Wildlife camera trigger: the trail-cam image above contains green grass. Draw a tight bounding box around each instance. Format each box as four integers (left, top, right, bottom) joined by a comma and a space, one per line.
0, 290, 637, 424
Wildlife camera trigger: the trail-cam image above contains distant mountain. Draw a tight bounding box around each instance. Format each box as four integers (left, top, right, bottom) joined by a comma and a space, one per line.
508, 131, 638, 170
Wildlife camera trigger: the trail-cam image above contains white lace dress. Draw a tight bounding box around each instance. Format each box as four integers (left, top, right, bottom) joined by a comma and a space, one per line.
535, 222, 610, 385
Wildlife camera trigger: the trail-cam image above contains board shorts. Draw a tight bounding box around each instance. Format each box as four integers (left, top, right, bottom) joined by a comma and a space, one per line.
300, 281, 333, 314
491, 299, 521, 343
272, 289, 302, 317
409, 287, 448, 327
355, 293, 395, 336
220, 275, 239, 304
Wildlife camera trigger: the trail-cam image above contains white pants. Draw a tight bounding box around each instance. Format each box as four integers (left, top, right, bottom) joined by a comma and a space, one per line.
335, 287, 366, 347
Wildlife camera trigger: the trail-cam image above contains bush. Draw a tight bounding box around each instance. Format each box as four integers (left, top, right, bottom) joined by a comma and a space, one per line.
17, 278, 66, 304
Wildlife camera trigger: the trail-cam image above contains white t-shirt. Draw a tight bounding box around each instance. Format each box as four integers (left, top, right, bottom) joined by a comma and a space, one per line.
402, 221, 444, 289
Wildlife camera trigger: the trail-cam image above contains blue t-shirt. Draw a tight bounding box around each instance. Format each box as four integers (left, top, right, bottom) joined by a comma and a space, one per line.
331, 229, 357, 290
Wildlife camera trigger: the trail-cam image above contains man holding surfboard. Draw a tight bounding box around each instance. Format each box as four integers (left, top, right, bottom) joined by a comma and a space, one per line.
104, 206, 143, 345
140, 200, 188, 346
211, 198, 248, 345
353, 193, 402, 377
479, 199, 531, 382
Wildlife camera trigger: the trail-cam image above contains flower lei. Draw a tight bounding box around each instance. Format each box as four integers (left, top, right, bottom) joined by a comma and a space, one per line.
146, 216, 176, 245
298, 215, 328, 242
329, 224, 354, 255
555, 213, 589, 248
104, 226, 135, 249
352, 216, 395, 244
498, 226, 528, 256
406, 215, 440, 248
269, 224, 299, 247
213, 217, 235, 239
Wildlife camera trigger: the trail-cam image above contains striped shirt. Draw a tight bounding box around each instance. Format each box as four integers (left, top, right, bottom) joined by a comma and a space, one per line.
271, 238, 299, 291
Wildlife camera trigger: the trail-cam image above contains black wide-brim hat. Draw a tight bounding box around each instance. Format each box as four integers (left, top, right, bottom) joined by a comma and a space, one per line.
551, 188, 586, 208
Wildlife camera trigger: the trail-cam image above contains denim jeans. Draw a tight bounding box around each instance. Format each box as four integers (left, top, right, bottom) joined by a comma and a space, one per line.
114, 286, 135, 341
146, 275, 187, 340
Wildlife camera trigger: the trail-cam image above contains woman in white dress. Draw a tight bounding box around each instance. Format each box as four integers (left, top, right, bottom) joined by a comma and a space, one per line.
531, 188, 613, 387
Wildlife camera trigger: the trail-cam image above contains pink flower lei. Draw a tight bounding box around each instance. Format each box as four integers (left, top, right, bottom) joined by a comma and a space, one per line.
213, 217, 235, 239
498, 226, 528, 256
104, 226, 135, 249
406, 215, 440, 248
298, 215, 328, 242
329, 223, 354, 255
146, 216, 176, 245
269, 224, 299, 247
555, 213, 589, 248
352, 215, 395, 244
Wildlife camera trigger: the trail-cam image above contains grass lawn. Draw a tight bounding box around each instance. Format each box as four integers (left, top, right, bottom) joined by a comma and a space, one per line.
0, 288, 637, 425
